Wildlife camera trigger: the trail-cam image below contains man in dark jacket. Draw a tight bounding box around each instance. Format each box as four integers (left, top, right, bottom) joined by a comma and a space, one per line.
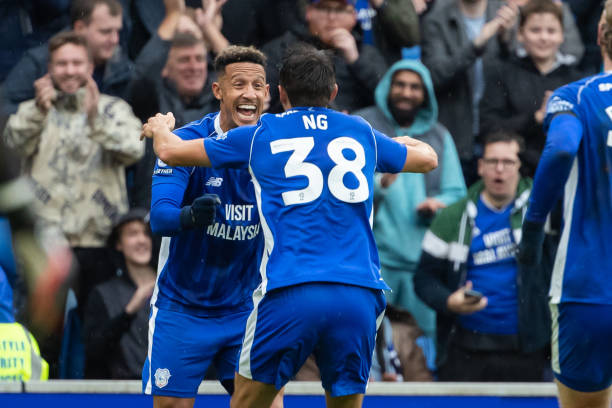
414, 131, 553, 381
1, 0, 132, 115
261, 0, 387, 113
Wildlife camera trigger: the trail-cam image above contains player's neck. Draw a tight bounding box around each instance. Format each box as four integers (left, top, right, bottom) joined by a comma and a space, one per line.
604, 54, 612, 72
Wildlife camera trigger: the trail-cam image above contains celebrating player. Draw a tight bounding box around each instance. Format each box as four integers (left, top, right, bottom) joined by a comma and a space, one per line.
142, 45, 281, 408
518, 2, 612, 407
142, 44, 437, 408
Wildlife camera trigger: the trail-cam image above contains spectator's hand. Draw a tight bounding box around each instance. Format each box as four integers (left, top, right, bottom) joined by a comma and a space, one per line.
164, 0, 185, 15
473, 17, 503, 49
380, 173, 398, 188
141, 112, 176, 140
534, 90, 553, 124
196, 0, 227, 32
497, 2, 519, 36
325, 28, 359, 64
446, 281, 488, 314
84, 77, 100, 123
180, 194, 221, 229
34, 74, 57, 113
416, 198, 446, 217
411, 0, 433, 15
125, 280, 156, 315
517, 219, 545, 266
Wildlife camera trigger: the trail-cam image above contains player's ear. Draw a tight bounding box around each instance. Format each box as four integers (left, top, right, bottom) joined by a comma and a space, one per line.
279, 85, 292, 110
329, 83, 339, 103
212, 81, 222, 101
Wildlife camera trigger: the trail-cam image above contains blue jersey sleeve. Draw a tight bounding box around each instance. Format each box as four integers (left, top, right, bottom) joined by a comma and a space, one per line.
203, 124, 257, 169
150, 126, 200, 236
544, 84, 580, 130
374, 129, 407, 173
525, 113, 583, 223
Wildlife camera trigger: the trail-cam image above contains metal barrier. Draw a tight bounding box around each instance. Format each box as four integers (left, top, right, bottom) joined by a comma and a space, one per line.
0, 381, 559, 407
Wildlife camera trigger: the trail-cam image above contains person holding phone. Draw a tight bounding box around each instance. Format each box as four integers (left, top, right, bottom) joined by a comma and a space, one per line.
414, 131, 553, 382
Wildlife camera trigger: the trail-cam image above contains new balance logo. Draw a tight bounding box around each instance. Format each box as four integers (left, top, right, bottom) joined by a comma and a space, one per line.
206, 177, 223, 187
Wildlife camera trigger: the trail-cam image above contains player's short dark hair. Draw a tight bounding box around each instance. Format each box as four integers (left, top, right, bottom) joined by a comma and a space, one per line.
170, 32, 205, 50
70, 0, 122, 26
279, 43, 336, 107
482, 130, 525, 154
213, 45, 267, 74
48, 31, 92, 62
519, 0, 563, 28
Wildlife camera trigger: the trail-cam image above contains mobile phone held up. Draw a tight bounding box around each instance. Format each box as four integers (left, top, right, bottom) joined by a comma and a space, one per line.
464, 289, 483, 303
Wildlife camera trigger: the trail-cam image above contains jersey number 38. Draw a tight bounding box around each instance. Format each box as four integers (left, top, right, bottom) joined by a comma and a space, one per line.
270, 136, 369, 206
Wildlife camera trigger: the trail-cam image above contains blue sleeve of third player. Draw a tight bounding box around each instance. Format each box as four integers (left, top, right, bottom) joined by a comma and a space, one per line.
374, 129, 407, 173
204, 124, 258, 169
525, 113, 583, 223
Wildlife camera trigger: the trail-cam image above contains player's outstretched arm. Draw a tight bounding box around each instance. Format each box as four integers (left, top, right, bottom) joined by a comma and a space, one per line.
394, 136, 438, 173
141, 112, 212, 167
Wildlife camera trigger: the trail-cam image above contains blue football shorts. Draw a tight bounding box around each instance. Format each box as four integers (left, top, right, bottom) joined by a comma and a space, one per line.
142, 306, 250, 397
551, 302, 612, 392
237, 282, 386, 397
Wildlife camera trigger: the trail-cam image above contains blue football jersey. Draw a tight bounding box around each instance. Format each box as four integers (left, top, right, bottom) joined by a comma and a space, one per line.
203, 107, 407, 294
150, 112, 263, 316
544, 73, 612, 304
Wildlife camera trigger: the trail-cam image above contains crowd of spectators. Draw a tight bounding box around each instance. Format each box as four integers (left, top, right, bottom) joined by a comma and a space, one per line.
0, 0, 602, 383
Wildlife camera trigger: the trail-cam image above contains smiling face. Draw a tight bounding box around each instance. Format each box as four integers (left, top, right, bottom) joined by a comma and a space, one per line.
388, 70, 425, 126
163, 43, 208, 99
48, 43, 93, 94
74, 3, 122, 65
518, 12, 564, 66
116, 220, 152, 267
478, 141, 521, 208
212, 62, 268, 131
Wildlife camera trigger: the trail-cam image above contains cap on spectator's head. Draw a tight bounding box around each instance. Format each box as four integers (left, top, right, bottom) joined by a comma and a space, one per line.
107, 208, 150, 248
309, 0, 356, 5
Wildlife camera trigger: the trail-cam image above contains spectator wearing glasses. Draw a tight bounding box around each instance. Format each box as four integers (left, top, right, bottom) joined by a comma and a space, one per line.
414, 131, 553, 381
261, 0, 387, 113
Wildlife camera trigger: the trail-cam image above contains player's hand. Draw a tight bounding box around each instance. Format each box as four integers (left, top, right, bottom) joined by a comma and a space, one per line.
34, 74, 57, 113
325, 28, 359, 64
517, 219, 545, 266
446, 281, 488, 314
141, 112, 176, 140
164, 0, 185, 15
125, 280, 155, 315
180, 194, 221, 229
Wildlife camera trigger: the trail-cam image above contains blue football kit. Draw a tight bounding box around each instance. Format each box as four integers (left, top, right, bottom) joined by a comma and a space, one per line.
203, 106, 407, 395
525, 72, 612, 391
143, 112, 263, 397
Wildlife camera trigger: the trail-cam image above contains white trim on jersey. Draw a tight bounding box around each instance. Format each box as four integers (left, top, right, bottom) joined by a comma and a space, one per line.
549, 159, 579, 304
550, 303, 560, 374
238, 285, 265, 379
144, 305, 160, 394
150, 236, 171, 307
249, 168, 273, 295
422, 230, 449, 259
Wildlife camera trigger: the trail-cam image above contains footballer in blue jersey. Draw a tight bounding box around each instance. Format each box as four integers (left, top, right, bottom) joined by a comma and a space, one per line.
142, 46, 285, 408
519, 3, 612, 406
142, 44, 438, 408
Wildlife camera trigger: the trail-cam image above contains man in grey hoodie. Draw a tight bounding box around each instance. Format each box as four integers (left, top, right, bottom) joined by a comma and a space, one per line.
354, 59, 466, 370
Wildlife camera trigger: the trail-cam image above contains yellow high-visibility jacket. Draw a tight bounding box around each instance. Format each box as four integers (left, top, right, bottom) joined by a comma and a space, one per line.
0, 323, 48, 381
